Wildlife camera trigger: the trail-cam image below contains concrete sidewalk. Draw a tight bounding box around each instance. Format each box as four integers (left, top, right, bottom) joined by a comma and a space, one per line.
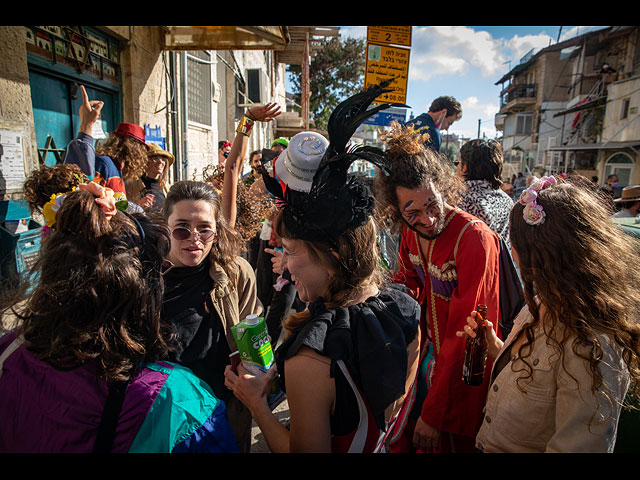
249, 398, 289, 453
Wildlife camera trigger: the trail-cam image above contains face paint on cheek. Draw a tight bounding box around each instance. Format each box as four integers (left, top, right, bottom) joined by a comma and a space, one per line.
401, 200, 417, 223
402, 200, 414, 212
424, 197, 437, 217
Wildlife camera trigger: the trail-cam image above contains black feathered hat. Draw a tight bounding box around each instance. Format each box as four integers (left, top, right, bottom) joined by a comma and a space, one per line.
260, 79, 409, 245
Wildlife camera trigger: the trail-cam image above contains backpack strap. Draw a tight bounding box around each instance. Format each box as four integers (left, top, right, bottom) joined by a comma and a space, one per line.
454, 219, 482, 263
0, 334, 25, 379
93, 380, 129, 453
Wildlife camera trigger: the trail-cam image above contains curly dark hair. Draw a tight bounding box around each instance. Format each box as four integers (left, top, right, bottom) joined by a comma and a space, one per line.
22, 164, 89, 212
374, 122, 465, 232
509, 177, 640, 422
201, 164, 274, 246
96, 134, 148, 181
163, 180, 243, 285
459, 139, 504, 189
0, 190, 173, 383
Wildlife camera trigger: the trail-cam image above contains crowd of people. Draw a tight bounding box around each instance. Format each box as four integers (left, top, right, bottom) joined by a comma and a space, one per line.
1, 81, 640, 454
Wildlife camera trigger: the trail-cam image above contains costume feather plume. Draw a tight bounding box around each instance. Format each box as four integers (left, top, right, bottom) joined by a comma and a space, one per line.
317, 78, 408, 178
260, 79, 410, 244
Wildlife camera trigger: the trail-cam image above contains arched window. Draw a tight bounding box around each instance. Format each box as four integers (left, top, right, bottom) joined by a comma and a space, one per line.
604, 152, 634, 186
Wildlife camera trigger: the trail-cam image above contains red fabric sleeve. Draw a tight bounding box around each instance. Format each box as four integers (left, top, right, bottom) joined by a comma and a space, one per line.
392, 230, 423, 303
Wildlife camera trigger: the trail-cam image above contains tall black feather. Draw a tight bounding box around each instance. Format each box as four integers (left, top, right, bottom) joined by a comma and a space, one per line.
260, 79, 410, 245
319, 77, 408, 174
310, 79, 407, 199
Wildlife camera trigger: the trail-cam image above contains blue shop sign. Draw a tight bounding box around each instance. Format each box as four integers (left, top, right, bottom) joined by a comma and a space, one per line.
363, 108, 407, 127
145, 125, 166, 150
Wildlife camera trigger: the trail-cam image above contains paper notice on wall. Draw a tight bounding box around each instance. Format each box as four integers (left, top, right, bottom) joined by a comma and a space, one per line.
0, 129, 26, 191
91, 118, 107, 139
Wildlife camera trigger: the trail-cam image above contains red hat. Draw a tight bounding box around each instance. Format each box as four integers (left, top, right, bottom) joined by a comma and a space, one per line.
113, 122, 146, 145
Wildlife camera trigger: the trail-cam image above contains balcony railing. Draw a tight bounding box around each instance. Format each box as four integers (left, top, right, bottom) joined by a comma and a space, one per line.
500, 84, 537, 108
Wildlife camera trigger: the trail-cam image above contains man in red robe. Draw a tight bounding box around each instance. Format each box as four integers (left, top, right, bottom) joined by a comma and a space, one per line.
377, 128, 501, 453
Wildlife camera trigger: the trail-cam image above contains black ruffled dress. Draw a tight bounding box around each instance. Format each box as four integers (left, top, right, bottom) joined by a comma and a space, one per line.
274, 284, 420, 452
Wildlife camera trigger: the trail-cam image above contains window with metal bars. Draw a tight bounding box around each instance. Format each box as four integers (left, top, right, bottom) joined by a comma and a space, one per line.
187, 51, 212, 126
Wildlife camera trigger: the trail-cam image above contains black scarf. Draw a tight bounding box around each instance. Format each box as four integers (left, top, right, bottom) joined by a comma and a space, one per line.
162, 257, 230, 399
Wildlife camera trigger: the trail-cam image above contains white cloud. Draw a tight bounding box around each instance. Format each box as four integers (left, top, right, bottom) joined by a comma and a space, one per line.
503, 33, 555, 65
462, 95, 499, 119
558, 26, 608, 42
411, 53, 467, 81
337, 26, 366, 39
500, 27, 609, 68
409, 26, 506, 81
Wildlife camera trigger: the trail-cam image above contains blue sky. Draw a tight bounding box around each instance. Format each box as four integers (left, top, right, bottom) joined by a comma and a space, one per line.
335, 26, 609, 140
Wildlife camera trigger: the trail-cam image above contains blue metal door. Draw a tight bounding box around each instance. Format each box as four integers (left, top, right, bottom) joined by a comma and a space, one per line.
28, 70, 119, 166
29, 70, 72, 166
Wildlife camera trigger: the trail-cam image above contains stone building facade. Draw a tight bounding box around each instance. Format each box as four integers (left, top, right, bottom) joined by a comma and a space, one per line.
0, 25, 289, 199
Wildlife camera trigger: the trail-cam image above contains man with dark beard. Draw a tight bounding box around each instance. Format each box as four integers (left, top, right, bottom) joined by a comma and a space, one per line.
375, 124, 501, 454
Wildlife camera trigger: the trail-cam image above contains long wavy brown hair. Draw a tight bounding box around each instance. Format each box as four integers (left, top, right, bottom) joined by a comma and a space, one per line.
509, 177, 640, 422
96, 134, 148, 181
0, 190, 173, 383
374, 122, 465, 232
273, 210, 387, 335
162, 180, 243, 285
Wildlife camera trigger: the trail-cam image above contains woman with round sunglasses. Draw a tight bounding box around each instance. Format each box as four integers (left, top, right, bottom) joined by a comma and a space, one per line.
161, 179, 262, 454
160, 103, 279, 453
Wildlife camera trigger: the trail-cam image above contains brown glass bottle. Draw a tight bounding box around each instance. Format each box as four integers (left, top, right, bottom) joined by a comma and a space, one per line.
462, 304, 488, 386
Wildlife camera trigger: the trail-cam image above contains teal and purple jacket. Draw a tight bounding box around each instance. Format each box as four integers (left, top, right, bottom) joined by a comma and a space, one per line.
0, 331, 238, 453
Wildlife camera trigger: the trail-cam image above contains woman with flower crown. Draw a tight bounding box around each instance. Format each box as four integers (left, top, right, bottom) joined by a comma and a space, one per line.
457, 175, 640, 452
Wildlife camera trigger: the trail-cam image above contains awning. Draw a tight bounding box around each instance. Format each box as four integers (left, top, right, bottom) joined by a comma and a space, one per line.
163, 26, 290, 51
552, 97, 606, 117
548, 141, 640, 151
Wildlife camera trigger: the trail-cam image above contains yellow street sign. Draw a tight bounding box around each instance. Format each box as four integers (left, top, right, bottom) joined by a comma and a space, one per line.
364, 43, 410, 104
366, 26, 412, 47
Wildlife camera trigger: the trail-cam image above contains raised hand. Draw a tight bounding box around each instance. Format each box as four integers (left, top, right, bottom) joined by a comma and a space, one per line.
78, 85, 104, 134
247, 102, 282, 123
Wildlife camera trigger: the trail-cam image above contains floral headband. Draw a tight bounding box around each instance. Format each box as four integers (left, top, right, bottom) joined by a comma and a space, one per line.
519, 175, 557, 226
42, 181, 124, 234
